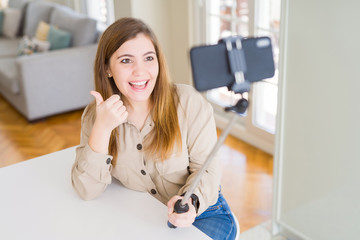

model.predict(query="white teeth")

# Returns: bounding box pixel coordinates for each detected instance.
[130,81,147,86]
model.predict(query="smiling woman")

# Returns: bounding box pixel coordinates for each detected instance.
[71,17,238,239]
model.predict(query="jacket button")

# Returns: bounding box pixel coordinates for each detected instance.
[137,144,142,150]
[106,158,111,164]
[150,189,157,195]
[141,170,146,175]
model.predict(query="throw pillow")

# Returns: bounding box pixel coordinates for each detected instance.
[0,10,3,35]
[35,21,50,41]
[2,8,22,38]
[47,25,71,50]
[23,1,54,38]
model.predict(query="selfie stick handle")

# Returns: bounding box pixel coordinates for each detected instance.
[167,113,238,228]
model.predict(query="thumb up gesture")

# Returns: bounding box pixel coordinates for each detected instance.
[90,91,128,132]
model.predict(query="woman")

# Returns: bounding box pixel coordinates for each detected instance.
[71,17,237,239]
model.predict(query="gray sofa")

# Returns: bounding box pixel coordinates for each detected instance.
[0,0,98,121]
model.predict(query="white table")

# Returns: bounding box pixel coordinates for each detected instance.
[0,147,210,240]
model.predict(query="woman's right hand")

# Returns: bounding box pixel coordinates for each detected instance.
[88,91,128,154]
[90,90,128,131]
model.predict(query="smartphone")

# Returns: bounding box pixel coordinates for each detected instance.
[190,36,275,92]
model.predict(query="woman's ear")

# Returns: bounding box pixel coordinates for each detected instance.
[105,67,112,78]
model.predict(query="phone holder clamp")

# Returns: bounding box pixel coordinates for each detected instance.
[219,36,250,94]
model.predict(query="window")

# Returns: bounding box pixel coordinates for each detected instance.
[0,0,8,8]
[252,0,280,134]
[205,0,251,113]
[201,0,281,147]
[84,0,114,30]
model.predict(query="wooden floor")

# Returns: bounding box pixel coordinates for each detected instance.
[219,131,273,232]
[0,94,273,233]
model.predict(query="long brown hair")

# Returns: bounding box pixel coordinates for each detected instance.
[88,17,181,162]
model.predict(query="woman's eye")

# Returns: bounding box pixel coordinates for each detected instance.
[145,56,154,61]
[121,58,132,63]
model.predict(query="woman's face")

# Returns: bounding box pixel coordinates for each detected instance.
[108,33,159,106]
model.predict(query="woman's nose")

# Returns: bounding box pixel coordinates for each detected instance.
[132,61,146,76]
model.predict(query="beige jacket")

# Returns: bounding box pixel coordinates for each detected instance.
[71,84,221,215]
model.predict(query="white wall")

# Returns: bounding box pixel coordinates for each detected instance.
[274,0,360,239]
[113,0,193,85]
[168,0,193,85]
[130,0,172,78]
[113,0,131,20]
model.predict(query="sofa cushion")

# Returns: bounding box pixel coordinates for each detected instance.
[48,25,71,50]
[8,0,29,36]
[2,8,22,38]
[49,6,97,47]
[0,37,21,57]
[0,58,19,94]
[24,1,54,38]
[8,0,29,9]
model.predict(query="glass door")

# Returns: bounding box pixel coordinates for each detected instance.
[248,0,281,140]
[202,0,281,148]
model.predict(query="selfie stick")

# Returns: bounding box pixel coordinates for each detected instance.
[167,97,248,229]
[168,37,255,228]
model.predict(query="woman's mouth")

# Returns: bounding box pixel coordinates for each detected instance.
[129,80,149,90]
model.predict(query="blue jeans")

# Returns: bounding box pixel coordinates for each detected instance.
[193,192,237,240]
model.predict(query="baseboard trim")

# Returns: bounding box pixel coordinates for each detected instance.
[214,113,274,155]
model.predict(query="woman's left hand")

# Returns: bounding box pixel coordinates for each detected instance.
[167,195,197,227]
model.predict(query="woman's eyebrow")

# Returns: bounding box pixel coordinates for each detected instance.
[117,51,155,59]
[143,51,156,56]
[117,54,133,59]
